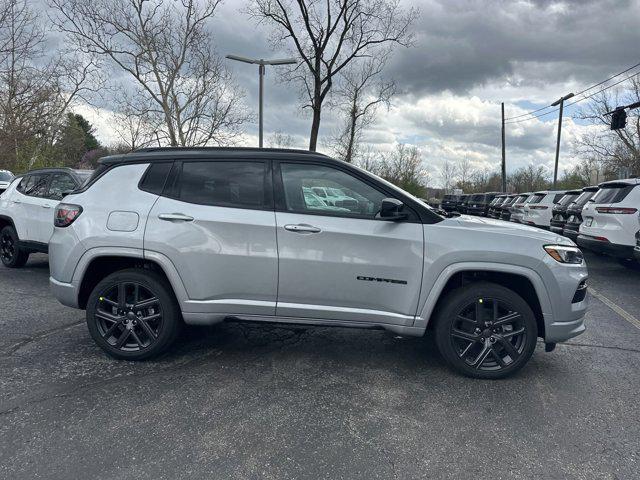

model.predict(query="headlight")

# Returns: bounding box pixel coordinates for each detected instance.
[544,245,583,264]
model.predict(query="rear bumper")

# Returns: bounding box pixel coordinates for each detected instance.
[576,235,635,259]
[550,219,566,234]
[50,277,79,309]
[465,207,487,216]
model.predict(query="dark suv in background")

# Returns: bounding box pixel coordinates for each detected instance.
[440,194,462,213]
[499,195,518,221]
[488,195,507,218]
[562,186,599,240]
[550,189,582,234]
[465,192,498,216]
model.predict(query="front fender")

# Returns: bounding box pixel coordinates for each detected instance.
[414,261,553,330]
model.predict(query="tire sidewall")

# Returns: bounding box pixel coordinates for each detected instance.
[0,225,27,268]
[86,269,181,360]
[435,282,538,379]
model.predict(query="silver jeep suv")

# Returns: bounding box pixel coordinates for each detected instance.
[49,148,588,379]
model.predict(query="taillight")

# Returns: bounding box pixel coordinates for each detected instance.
[595,207,638,214]
[529,205,548,210]
[54,203,83,227]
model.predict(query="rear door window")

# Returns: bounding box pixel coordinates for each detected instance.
[591,184,635,204]
[17,174,50,197]
[178,161,268,209]
[573,190,596,206]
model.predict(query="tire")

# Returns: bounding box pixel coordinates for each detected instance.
[434,282,538,379]
[0,225,29,268]
[86,268,182,360]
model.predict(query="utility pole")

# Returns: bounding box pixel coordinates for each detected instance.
[551,92,574,188]
[501,102,506,192]
[226,55,297,148]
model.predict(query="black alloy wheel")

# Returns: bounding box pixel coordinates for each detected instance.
[0,226,28,268]
[450,298,527,371]
[95,282,163,352]
[86,269,181,360]
[434,282,538,379]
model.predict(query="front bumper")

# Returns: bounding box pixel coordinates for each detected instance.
[50,277,80,309]
[576,235,635,259]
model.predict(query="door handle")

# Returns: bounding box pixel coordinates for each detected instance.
[158,213,194,222]
[42,204,52,209]
[284,223,321,234]
[12,199,21,204]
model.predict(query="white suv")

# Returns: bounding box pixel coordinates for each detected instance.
[0,168,92,267]
[47,147,589,379]
[0,169,14,194]
[522,190,567,229]
[577,178,640,259]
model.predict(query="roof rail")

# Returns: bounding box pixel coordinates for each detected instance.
[133,146,328,157]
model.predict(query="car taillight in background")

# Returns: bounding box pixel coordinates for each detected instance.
[595,207,638,214]
[54,203,83,227]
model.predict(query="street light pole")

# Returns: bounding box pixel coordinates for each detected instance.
[226,55,297,148]
[551,92,574,189]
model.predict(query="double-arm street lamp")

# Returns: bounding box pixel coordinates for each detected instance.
[551,92,574,188]
[226,55,297,148]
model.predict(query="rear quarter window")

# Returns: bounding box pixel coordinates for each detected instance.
[139,162,173,195]
[528,194,545,204]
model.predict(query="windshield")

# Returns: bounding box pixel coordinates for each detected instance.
[0,171,13,181]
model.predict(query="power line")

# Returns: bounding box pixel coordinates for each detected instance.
[504,70,640,125]
[504,61,640,122]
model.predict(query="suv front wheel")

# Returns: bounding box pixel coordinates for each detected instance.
[86,269,182,360]
[0,225,29,268]
[434,282,538,379]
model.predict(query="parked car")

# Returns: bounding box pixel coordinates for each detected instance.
[458,194,471,214]
[499,194,518,221]
[635,230,640,262]
[509,193,532,224]
[577,178,640,259]
[440,194,462,213]
[549,190,582,235]
[0,170,14,194]
[0,167,92,267]
[562,186,599,241]
[522,190,567,229]
[48,147,587,379]
[465,192,499,217]
[488,194,507,218]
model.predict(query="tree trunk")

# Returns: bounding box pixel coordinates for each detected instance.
[309,106,321,151]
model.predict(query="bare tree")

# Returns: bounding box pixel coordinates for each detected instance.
[508,165,549,193]
[0,0,99,170]
[248,0,415,151]
[267,130,295,148]
[329,54,395,162]
[50,0,250,148]
[574,74,640,176]
[378,143,428,195]
[438,161,457,193]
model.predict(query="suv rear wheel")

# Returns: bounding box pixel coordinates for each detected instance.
[434,282,538,379]
[0,225,29,268]
[86,269,182,360]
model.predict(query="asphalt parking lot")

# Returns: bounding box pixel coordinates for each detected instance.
[1,252,639,480]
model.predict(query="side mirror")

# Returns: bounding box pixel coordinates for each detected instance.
[378,198,407,221]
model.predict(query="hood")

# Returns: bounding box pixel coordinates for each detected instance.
[443,214,574,245]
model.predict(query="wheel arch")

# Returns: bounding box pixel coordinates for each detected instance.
[418,263,551,338]
[0,215,16,232]
[76,250,188,310]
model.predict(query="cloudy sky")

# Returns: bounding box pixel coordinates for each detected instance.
[66,0,640,185]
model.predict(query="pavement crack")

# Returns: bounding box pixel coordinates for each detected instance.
[1,320,85,356]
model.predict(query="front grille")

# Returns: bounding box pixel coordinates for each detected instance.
[572,280,588,303]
